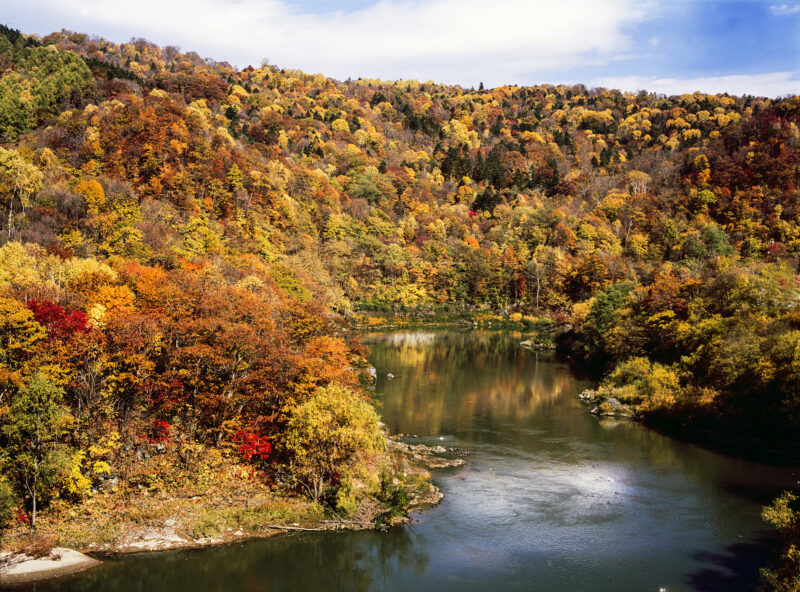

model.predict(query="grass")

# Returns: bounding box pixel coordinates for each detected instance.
[185,500,324,539]
[0,439,439,554]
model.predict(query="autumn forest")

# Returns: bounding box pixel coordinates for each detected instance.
[0,24,799,589]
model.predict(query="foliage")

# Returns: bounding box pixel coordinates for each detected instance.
[374,472,411,530]
[0,27,92,140]
[26,298,89,340]
[0,23,799,540]
[761,492,800,592]
[604,357,681,411]
[2,373,69,529]
[0,475,17,537]
[234,430,272,462]
[284,384,384,501]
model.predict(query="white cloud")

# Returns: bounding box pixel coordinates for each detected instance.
[769,3,800,15]
[4,0,648,86]
[591,72,800,98]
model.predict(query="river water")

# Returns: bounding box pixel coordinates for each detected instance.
[27,330,799,591]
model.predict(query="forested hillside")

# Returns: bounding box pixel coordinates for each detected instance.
[0,25,798,580]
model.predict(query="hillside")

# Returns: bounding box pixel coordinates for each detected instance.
[0,25,799,583]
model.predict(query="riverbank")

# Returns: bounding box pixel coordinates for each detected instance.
[577,387,800,466]
[354,310,560,335]
[0,439,462,586]
[0,548,100,586]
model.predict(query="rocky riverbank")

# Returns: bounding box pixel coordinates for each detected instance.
[577,388,636,418]
[0,548,100,586]
[0,439,466,585]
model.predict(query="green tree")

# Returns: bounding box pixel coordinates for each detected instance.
[587,281,634,337]
[0,475,17,540]
[0,44,91,140]
[3,373,68,529]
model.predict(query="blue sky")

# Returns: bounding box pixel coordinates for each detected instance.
[4,0,800,96]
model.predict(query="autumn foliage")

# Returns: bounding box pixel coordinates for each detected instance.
[0,24,799,558]
[233,431,272,462]
[26,298,89,340]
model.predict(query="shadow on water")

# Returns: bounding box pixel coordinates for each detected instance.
[15,528,428,592]
[720,481,798,506]
[686,534,778,592]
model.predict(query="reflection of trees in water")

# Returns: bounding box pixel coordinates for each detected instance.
[368,331,586,437]
[34,529,429,592]
[367,331,796,500]
[369,527,430,582]
[686,537,775,592]
[381,331,439,348]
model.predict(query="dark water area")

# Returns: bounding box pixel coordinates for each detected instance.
[25,330,799,591]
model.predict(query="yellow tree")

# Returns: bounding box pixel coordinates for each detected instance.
[0,148,42,239]
[284,384,384,501]
[0,297,46,404]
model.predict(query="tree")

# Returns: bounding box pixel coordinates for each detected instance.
[26,298,89,341]
[472,187,501,213]
[760,491,800,591]
[3,373,68,529]
[523,245,562,309]
[0,296,46,400]
[0,475,16,538]
[0,148,42,238]
[284,384,384,501]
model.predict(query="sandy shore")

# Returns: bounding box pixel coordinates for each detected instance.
[0,548,101,585]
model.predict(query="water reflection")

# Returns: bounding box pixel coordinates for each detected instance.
[30,330,800,592]
[687,537,778,592]
[20,529,430,592]
[365,331,580,438]
[364,330,798,591]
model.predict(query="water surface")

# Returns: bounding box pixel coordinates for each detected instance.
[26,330,799,591]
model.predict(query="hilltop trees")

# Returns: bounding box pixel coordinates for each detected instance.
[0,30,92,140]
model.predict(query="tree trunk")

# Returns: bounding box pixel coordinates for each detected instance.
[31,489,37,530]
[7,197,13,239]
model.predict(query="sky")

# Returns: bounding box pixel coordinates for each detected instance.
[3,0,800,97]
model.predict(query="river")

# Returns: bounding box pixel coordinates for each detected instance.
[25,330,799,591]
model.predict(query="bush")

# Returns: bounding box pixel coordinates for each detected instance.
[760,491,800,591]
[606,357,681,411]
[0,476,18,535]
[374,472,410,530]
